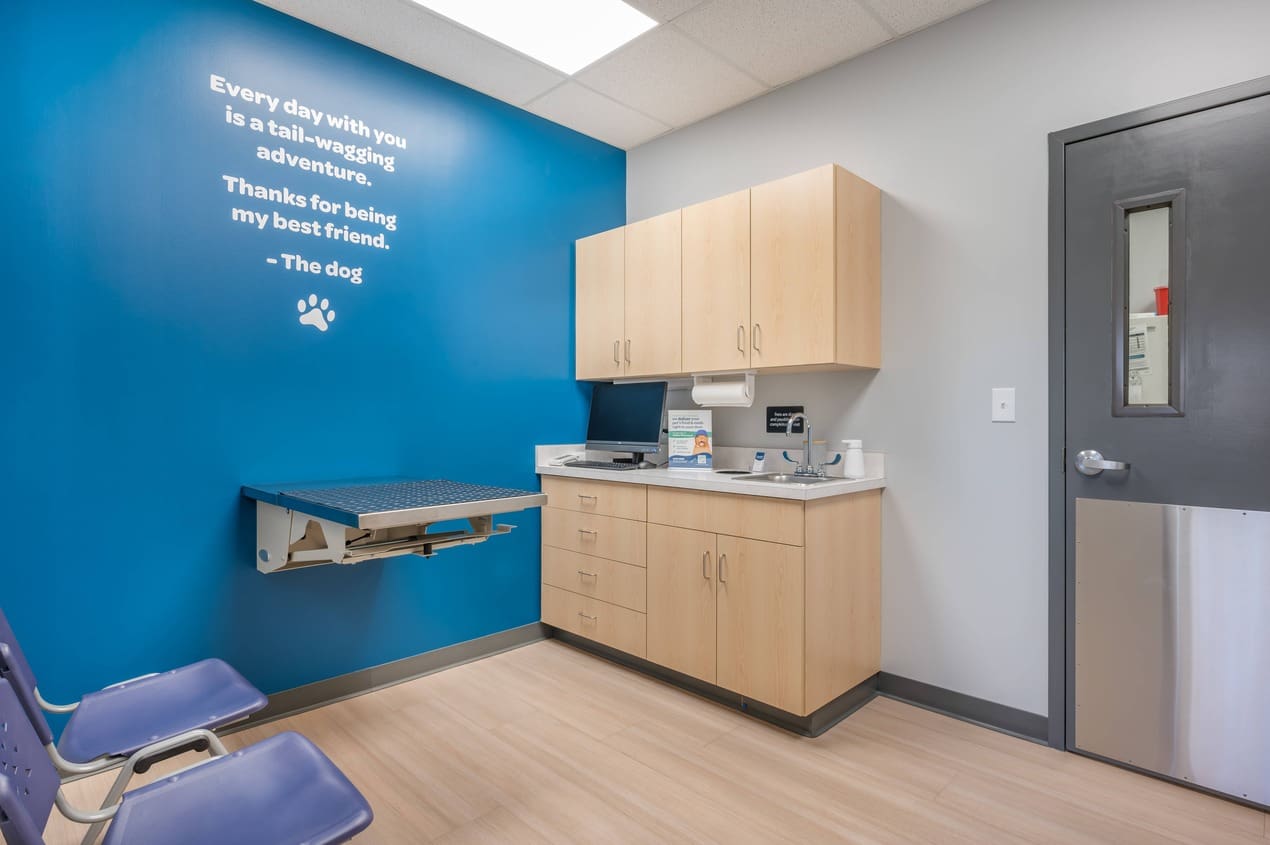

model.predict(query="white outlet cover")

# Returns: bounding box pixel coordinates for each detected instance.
[992,387,1016,422]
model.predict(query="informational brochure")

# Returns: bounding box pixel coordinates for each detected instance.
[667,410,712,469]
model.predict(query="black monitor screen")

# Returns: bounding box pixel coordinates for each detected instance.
[585,382,666,453]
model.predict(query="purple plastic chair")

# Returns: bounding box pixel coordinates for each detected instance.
[0,679,373,845]
[0,609,267,844]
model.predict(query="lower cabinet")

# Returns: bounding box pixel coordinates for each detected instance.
[646,524,717,684]
[542,584,647,658]
[715,535,806,715]
[542,477,882,719]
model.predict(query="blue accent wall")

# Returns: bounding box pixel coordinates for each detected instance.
[1,1,622,705]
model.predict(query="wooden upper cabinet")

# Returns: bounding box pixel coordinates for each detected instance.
[715,535,805,714]
[750,164,881,370]
[573,164,878,380]
[682,190,751,373]
[623,210,682,377]
[575,227,625,380]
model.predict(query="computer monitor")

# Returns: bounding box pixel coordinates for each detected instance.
[585,381,666,460]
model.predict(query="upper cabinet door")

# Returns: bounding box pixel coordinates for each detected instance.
[575,227,625,381]
[623,210,682,377]
[750,166,837,369]
[682,190,751,374]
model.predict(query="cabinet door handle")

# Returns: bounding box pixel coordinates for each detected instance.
[577,569,598,579]
[578,612,597,622]
[625,338,631,364]
[718,553,728,583]
[737,324,745,353]
[752,324,761,353]
[702,550,711,580]
[613,340,620,364]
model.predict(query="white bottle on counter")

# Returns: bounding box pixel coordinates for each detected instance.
[842,440,865,479]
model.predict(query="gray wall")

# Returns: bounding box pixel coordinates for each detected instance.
[628,0,1270,715]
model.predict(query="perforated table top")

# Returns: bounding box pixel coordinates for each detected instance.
[242,478,546,529]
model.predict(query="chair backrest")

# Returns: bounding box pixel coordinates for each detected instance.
[0,678,59,845]
[0,610,53,746]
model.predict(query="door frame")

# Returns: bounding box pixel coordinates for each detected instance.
[1046,74,1270,750]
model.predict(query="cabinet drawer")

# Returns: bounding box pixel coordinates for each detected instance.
[542,585,646,658]
[647,487,804,546]
[542,508,647,566]
[541,476,647,521]
[542,547,647,612]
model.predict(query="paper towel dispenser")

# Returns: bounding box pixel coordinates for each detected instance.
[691,371,756,407]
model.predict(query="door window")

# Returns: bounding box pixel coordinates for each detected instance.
[1113,191,1185,415]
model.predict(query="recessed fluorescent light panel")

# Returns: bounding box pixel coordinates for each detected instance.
[415,0,657,75]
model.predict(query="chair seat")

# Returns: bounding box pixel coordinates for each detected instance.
[57,659,267,764]
[101,731,373,845]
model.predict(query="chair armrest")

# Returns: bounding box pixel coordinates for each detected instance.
[55,788,120,825]
[130,728,229,774]
[35,686,79,713]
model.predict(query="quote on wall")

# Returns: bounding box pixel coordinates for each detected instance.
[209,73,408,332]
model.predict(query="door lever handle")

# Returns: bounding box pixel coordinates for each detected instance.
[1074,449,1130,477]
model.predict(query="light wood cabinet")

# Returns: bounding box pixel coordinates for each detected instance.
[646,486,804,546]
[623,209,682,377]
[541,476,881,719]
[575,226,624,380]
[573,164,880,380]
[716,535,805,714]
[541,476,647,521]
[542,546,647,612]
[646,524,716,684]
[541,508,647,567]
[750,164,881,370]
[682,190,751,373]
[542,584,646,658]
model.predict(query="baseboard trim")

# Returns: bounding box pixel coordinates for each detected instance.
[877,671,1048,743]
[235,622,547,731]
[550,628,878,737]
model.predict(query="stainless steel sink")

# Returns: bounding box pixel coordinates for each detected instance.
[735,473,832,485]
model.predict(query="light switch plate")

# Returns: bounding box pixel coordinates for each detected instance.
[992,387,1016,422]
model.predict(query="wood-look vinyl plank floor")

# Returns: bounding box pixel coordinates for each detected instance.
[43,639,1269,844]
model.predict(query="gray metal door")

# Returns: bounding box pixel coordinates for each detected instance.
[1063,90,1270,808]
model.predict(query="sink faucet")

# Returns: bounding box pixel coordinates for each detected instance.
[785,413,816,476]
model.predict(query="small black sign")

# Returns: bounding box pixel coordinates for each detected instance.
[767,405,805,434]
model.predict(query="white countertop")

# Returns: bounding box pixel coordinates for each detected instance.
[535,445,885,502]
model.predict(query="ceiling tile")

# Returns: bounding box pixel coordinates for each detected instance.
[860,0,991,35]
[623,0,708,23]
[576,27,767,127]
[526,83,671,149]
[257,0,565,106]
[675,0,892,88]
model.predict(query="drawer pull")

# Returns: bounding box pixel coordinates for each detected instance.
[577,569,598,579]
[577,494,598,502]
[718,553,728,584]
[577,528,598,537]
[702,551,711,580]
[578,612,597,622]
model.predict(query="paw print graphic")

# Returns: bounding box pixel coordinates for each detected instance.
[298,294,336,332]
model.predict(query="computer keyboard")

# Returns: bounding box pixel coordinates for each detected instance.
[564,460,642,471]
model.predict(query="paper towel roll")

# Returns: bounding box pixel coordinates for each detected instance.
[691,379,753,407]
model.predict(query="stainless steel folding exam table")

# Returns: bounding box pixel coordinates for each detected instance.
[241,479,546,573]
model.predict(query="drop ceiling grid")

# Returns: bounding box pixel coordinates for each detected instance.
[256,0,993,150]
